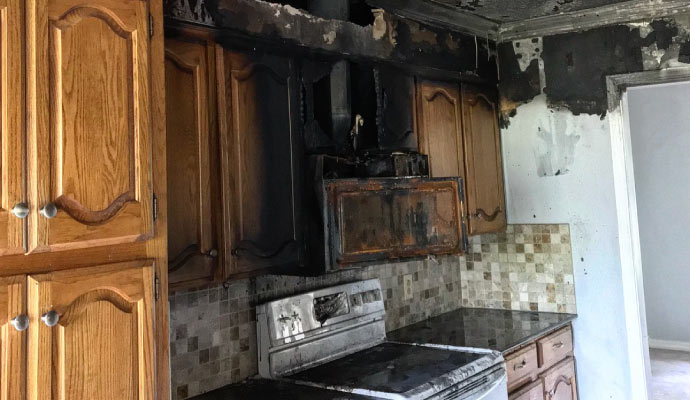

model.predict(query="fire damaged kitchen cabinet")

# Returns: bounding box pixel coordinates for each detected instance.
[26,0,154,253]
[220,50,305,277]
[376,66,418,152]
[417,79,506,235]
[321,177,466,269]
[165,37,222,289]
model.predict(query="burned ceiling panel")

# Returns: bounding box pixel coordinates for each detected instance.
[498,17,690,121]
[428,0,633,23]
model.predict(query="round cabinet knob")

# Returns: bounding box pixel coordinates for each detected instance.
[40,203,58,219]
[206,249,218,258]
[10,203,29,219]
[41,310,60,327]
[10,314,29,332]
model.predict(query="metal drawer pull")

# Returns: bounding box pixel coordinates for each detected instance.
[40,203,58,219]
[10,314,29,332]
[553,341,565,349]
[41,310,60,327]
[514,359,527,370]
[11,203,29,219]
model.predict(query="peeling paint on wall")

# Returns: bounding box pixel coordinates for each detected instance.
[534,107,581,177]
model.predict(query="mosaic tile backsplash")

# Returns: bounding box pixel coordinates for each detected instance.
[461,224,576,314]
[169,224,575,399]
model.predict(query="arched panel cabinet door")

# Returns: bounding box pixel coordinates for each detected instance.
[461,84,507,235]
[27,261,154,400]
[165,37,220,289]
[543,358,578,400]
[0,0,25,256]
[27,0,153,253]
[0,276,27,400]
[221,50,304,277]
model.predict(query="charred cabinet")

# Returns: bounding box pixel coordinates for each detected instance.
[323,178,466,269]
[417,80,506,235]
[376,66,417,152]
[165,37,222,289]
[221,50,305,277]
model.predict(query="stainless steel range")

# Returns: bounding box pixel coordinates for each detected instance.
[257,280,508,400]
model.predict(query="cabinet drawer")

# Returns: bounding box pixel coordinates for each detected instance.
[537,327,573,369]
[509,379,544,400]
[506,343,539,389]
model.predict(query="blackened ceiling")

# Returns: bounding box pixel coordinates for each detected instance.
[427,0,632,23]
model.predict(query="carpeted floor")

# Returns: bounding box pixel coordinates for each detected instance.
[649,348,690,400]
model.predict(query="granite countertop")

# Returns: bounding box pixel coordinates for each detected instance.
[387,308,577,354]
[189,379,377,400]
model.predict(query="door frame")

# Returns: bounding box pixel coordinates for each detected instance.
[606,66,690,400]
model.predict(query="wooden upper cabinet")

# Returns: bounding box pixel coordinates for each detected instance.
[28,261,155,400]
[376,66,417,151]
[0,0,25,256]
[461,84,506,235]
[27,0,153,253]
[416,80,465,180]
[0,276,27,400]
[221,50,304,276]
[165,37,221,289]
[416,79,506,236]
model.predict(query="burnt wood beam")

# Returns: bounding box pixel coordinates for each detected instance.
[164,0,498,82]
[365,0,499,40]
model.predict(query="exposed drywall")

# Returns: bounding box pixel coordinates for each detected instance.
[499,17,690,121]
[502,95,633,399]
[627,82,690,346]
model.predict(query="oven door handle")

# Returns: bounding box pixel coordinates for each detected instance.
[471,368,507,400]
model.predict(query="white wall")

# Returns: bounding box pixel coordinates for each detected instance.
[502,95,633,399]
[628,82,690,347]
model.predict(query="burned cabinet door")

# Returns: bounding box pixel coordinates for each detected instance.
[165,37,221,289]
[222,50,304,277]
[301,60,352,154]
[461,84,507,235]
[376,66,417,152]
[416,79,466,179]
[324,178,465,269]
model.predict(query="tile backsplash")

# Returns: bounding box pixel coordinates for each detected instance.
[461,224,576,314]
[169,224,575,399]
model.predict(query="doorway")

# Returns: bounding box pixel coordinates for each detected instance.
[608,69,690,400]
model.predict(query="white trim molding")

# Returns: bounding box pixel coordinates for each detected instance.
[649,339,690,352]
[500,0,690,42]
[607,66,690,400]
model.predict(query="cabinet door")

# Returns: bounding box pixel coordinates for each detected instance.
[222,50,303,276]
[543,358,577,400]
[165,38,220,288]
[27,0,153,253]
[461,84,506,235]
[0,0,24,256]
[377,66,417,151]
[28,261,155,400]
[0,276,26,400]
[416,80,465,179]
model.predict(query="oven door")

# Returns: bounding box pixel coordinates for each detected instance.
[433,365,507,400]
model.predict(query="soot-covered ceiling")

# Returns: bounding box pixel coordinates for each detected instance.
[428,0,632,22]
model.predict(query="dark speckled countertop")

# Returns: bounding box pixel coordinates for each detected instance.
[388,308,577,354]
[189,379,377,400]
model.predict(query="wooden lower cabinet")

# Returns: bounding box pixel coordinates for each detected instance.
[542,358,577,400]
[506,324,577,400]
[0,261,155,400]
[0,276,27,400]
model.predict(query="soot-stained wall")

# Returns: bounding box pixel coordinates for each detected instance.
[499,17,690,120]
